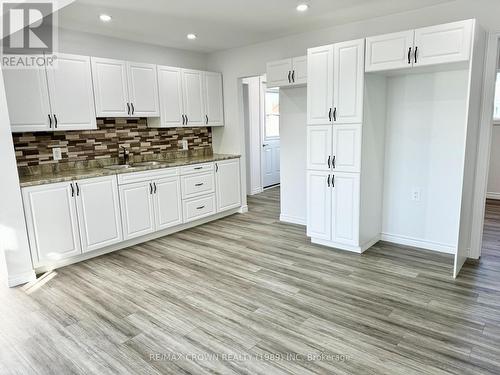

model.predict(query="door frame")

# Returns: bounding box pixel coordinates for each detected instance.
[471,32,500,259]
[261,84,281,188]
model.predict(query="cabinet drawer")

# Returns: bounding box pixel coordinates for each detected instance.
[180,162,214,175]
[117,167,179,185]
[183,194,216,223]
[181,172,215,199]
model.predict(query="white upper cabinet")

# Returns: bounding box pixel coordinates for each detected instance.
[414,20,473,67]
[307,126,332,171]
[307,45,334,125]
[182,69,205,126]
[266,59,293,87]
[126,62,160,117]
[365,30,414,72]
[91,57,129,117]
[266,56,307,88]
[22,182,82,265]
[75,176,123,253]
[4,67,52,132]
[215,159,242,212]
[203,71,224,127]
[157,66,184,128]
[333,39,365,124]
[46,53,96,131]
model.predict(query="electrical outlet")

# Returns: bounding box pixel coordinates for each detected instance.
[411,188,422,202]
[52,147,62,161]
[178,140,188,150]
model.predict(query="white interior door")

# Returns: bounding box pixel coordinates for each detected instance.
[119,181,156,240]
[91,57,129,117]
[306,171,332,240]
[182,69,205,126]
[365,30,415,72]
[334,39,365,124]
[22,182,81,265]
[127,62,160,117]
[292,56,307,85]
[75,176,123,253]
[203,71,224,126]
[307,125,332,171]
[332,124,361,173]
[216,159,242,212]
[266,58,292,88]
[414,20,473,67]
[262,88,280,187]
[157,66,184,128]
[331,172,360,246]
[3,67,52,132]
[154,177,183,230]
[307,45,334,125]
[46,53,96,131]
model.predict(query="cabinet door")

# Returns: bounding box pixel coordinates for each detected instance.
[154,177,183,230]
[119,181,155,240]
[266,59,292,88]
[333,39,365,124]
[307,45,334,125]
[331,172,360,246]
[75,176,123,253]
[3,67,51,132]
[365,30,414,72]
[127,62,160,117]
[157,66,184,128]
[46,53,96,131]
[414,20,473,67]
[332,124,361,173]
[215,159,242,212]
[292,56,307,85]
[203,71,224,126]
[22,182,81,265]
[181,69,205,126]
[91,57,129,117]
[306,171,332,240]
[307,125,332,171]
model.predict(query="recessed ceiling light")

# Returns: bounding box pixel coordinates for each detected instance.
[99,14,112,22]
[187,33,197,40]
[296,3,309,12]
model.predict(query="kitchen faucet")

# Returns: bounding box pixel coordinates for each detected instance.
[120,146,130,165]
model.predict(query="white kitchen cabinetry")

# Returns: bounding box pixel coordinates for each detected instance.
[332,125,361,173]
[307,46,334,125]
[119,181,156,240]
[365,20,474,72]
[306,171,332,240]
[22,182,82,265]
[91,57,159,117]
[331,173,360,246]
[154,177,183,231]
[266,56,307,88]
[203,71,224,126]
[4,53,96,132]
[182,69,205,126]
[307,126,332,171]
[215,159,242,212]
[75,176,123,253]
[156,66,184,127]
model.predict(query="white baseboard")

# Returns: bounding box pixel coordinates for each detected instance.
[238,205,249,213]
[8,270,36,288]
[311,235,380,254]
[279,214,306,226]
[486,192,500,200]
[381,233,456,254]
[249,187,263,196]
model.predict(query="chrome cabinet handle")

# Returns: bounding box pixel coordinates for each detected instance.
[288,71,291,83]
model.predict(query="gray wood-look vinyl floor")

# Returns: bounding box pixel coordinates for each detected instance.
[1,188,500,375]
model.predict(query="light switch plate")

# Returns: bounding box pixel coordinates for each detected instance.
[411,188,422,202]
[178,140,188,150]
[52,147,62,161]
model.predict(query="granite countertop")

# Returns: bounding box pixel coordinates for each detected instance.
[19,154,241,188]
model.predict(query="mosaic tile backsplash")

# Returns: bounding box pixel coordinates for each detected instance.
[13,118,212,167]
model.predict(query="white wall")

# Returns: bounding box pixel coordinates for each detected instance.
[0,70,36,287]
[58,28,208,70]
[381,69,469,253]
[279,87,307,225]
[487,53,500,199]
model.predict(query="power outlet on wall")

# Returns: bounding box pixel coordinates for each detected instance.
[52,147,62,161]
[178,140,188,150]
[411,188,422,202]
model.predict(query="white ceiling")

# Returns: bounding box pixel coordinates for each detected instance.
[58,0,456,53]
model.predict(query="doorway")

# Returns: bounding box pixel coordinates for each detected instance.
[262,87,280,188]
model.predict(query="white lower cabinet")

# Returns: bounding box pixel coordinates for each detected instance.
[183,194,217,223]
[331,173,360,246]
[119,181,156,240]
[215,159,242,212]
[306,171,332,240]
[23,182,82,265]
[154,177,183,230]
[75,176,123,253]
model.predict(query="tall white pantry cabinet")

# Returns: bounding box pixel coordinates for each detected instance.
[306,19,486,277]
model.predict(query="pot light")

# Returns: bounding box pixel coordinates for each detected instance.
[187,33,197,40]
[296,3,309,12]
[99,14,112,22]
